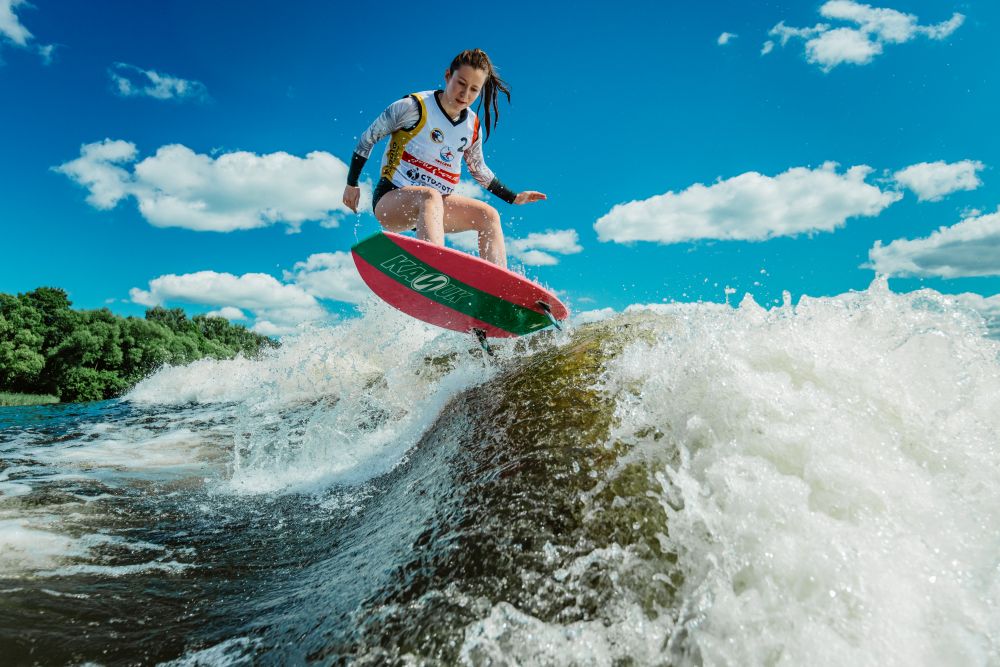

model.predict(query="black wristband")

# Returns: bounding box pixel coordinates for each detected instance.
[346,152,367,187]
[486,177,517,204]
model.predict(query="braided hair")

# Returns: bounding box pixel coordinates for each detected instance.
[448,49,509,142]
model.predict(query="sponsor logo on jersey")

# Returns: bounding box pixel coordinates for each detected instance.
[401,151,459,184]
[430,128,445,143]
[378,255,472,304]
[439,147,455,163]
[400,168,455,194]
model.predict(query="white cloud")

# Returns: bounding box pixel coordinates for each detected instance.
[37,41,53,63]
[1,0,53,63]
[251,320,290,337]
[769,1,964,71]
[448,230,479,252]
[769,21,829,46]
[893,160,985,202]
[761,40,775,55]
[867,208,1000,278]
[805,27,883,68]
[0,0,32,47]
[509,230,584,266]
[283,251,368,304]
[53,139,137,209]
[595,162,900,244]
[56,139,364,232]
[717,32,737,46]
[204,306,246,321]
[820,0,963,42]
[920,13,964,40]
[948,292,1000,335]
[450,228,583,266]
[573,308,617,325]
[130,271,328,334]
[109,62,209,102]
[454,179,487,200]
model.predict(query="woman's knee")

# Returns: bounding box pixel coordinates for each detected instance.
[468,204,500,230]
[483,206,502,232]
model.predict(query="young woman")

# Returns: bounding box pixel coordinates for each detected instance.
[341,49,545,268]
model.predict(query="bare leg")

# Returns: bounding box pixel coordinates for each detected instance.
[442,195,507,268]
[373,186,507,268]
[373,186,445,244]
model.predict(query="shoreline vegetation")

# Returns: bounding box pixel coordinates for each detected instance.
[0,391,60,407]
[1,287,278,404]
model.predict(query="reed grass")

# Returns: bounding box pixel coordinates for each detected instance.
[0,392,59,407]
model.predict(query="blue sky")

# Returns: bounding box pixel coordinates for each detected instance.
[2,0,997,334]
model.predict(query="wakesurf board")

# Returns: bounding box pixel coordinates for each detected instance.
[351,231,568,339]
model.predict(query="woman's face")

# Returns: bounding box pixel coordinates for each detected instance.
[444,65,488,109]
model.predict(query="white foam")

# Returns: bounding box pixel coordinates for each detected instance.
[0,515,182,578]
[126,298,441,407]
[40,560,194,577]
[159,637,260,667]
[461,600,671,666]
[41,428,208,469]
[598,279,1000,664]
[0,518,85,572]
[122,299,515,494]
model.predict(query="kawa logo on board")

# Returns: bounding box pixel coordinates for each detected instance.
[379,254,472,304]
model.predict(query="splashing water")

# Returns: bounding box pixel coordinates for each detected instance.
[1,283,998,665]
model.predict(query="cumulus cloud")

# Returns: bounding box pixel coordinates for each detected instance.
[717,32,737,46]
[453,179,487,200]
[867,208,1000,278]
[769,1,964,71]
[1,0,54,63]
[449,228,583,266]
[761,40,775,55]
[53,139,137,209]
[595,162,900,244]
[949,292,1000,336]
[204,306,246,321]
[250,320,290,338]
[130,271,329,335]
[109,62,209,102]
[56,139,363,232]
[283,251,369,304]
[769,21,829,46]
[509,230,584,266]
[893,160,985,202]
[806,27,883,67]
[0,0,31,46]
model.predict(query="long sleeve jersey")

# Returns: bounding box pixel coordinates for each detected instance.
[346,93,516,203]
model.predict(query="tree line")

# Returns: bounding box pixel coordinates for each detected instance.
[0,287,278,403]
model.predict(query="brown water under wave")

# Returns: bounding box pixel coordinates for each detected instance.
[332,315,683,664]
[0,316,685,666]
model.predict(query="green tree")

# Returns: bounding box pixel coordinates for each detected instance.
[0,294,46,392]
[0,289,277,402]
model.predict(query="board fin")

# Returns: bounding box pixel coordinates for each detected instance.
[537,301,562,331]
[473,328,495,357]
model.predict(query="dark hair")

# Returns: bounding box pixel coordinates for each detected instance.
[448,49,509,142]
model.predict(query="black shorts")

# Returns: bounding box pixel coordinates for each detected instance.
[372,177,399,213]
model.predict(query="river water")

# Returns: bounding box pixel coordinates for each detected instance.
[1,279,998,665]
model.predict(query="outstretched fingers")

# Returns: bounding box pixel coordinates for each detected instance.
[514,191,547,205]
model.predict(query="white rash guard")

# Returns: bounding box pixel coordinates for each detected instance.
[348,90,516,203]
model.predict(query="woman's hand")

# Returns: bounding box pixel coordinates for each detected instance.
[343,185,361,213]
[514,191,547,205]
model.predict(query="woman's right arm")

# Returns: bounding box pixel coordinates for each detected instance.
[342,97,420,213]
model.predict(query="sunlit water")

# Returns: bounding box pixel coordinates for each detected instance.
[2,280,998,665]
